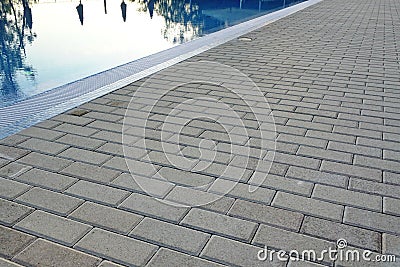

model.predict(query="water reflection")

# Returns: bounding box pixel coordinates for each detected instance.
[0,0,304,107]
[0,0,36,101]
[76,1,84,25]
[121,0,127,21]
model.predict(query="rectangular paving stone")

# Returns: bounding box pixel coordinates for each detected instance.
[253,224,335,265]
[297,146,352,164]
[18,138,68,155]
[181,208,258,242]
[102,156,130,172]
[277,133,328,149]
[0,258,24,267]
[110,173,174,198]
[209,179,275,205]
[320,161,382,182]
[0,162,31,179]
[256,160,288,177]
[17,152,73,172]
[96,142,125,157]
[0,177,30,200]
[286,166,348,187]
[272,152,321,170]
[59,147,111,165]
[52,113,94,125]
[86,120,122,133]
[15,168,77,191]
[306,130,356,144]
[312,116,358,128]
[0,226,36,259]
[119,193,188,223]
[65,180,129,206]
[228,199,303,231]
[384,150,400,162]
[33,119,62,129]
[54,123,98,137]
[250,172,313,196]
[14,239,101,267]
[201,197,238,215]
[384,171,400,186]
[195,160,253,183]
[384,132,400,142]
[354,155,400,173]
[0,199,33,226]
[15,210,92,246]
[18,127,65,141]
[123,158,161,177]
[157,167,215,188]
[349,178,400,199]
[333,125,382,139]
[61,162,120,184]
[327,141,382,158]
[286,118,333,132]
[0,158,9,168]
[272,191,344,222]
[80,103,116,113]
[344,207,400,235]
[91,130,123,144]
[201,235,287,267]
[165,186,234,213]
[297,106,337,118]
[273,110,313,121]
[362,122,400,135]
[362,110,399,120]
[83,111,123,123]
[383,234,400,256]
[0,145,30,161]
[69,202,143,234]
[0,135,29,146]
[357,137,400,151]
[130,217,210,255]
[74,228,158,266]
[383,197,400,216]
[16,187,83,216]
[300,216,381,252]
[147,248,224,267]
[312,184,382,211]
[56,134,106,150]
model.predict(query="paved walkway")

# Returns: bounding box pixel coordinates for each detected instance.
[1,0,400,266]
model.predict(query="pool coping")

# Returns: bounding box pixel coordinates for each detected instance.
[0,0,323,140]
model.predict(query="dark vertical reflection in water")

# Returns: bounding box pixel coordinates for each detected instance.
[76,1,84,25]
[121,0,127,21]
[0,0,36,102]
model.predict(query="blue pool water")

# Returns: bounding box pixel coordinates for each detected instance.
[1,0,305,108]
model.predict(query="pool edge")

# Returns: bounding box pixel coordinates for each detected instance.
[0,0,323,140]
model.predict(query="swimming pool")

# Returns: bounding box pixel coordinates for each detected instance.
[0,0,306,108]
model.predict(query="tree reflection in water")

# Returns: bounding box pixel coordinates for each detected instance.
[0,0,36,100]
[131,0,287,44]
[132,0,222,44]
